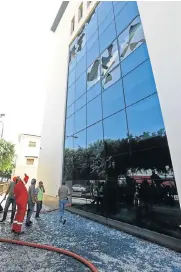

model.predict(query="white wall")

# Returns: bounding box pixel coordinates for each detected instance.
[37,1,98,197]
[138,1,181,206]
[14,134,41,185]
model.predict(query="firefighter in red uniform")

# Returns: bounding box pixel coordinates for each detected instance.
[12,174,29,235]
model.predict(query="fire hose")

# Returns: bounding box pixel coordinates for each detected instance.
[0,238,98,272]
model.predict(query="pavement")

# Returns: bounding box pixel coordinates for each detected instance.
[0,200,181,271]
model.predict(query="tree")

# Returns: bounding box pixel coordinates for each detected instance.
[63,128,174,182]
[0,139,15,175]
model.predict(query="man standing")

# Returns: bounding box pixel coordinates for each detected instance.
[58,181,70,225]
[0,179,16,224]
[35,181,45,219]
[26,178,36,227]
[12,174,29,235]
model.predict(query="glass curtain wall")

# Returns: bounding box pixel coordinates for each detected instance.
[63,1,180,238]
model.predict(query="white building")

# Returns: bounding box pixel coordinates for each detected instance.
[13,134,41,184]
[37,0,181,211]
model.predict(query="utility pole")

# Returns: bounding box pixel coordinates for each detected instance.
[0,114,5,139]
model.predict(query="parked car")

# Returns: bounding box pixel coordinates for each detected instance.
[72,184,87,193]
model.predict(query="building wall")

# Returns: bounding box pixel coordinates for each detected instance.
[38,0,181,206]
[37,1,97,197]
[137,1,181,206]
[14,134,41,186]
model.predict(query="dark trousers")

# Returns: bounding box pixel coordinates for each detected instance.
[3,197,16,223]
[26,202,35,223]
[36,201,42,218]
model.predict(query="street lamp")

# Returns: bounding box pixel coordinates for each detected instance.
[0,113,5,139]
[0,121,4,139]
[65,135,78,139]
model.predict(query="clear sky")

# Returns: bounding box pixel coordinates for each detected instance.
[0,0,61,144]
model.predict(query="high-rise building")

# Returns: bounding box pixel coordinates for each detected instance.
[37,1,181,240]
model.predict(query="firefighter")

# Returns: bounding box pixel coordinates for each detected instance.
[12,174,29,235]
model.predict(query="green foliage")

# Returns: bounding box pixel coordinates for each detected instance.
[64,129,172,180]
[0,139,15,174]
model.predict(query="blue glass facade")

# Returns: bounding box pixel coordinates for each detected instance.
[63,2,179,237]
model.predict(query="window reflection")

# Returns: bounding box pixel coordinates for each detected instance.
[115,1,139,35]
[118,16,145,61]
[86,30,98,51]
[75,93,86,112]
[86,10,98,41]
[101,40,119,77]
[75,71,86,99]
[74,106,86,133]
[127,94,165,141]
[73,129,87,180]
[103,111,129,156]
[76,54,86,79]
[123,60,157,107]
[69,57,76,73]
[102,65,121,90]
[113,1,127,17]
[87,121,104,179]
[87,59,101,90]
[99,12,114,36]
[69,38,77,63]
[102,80,124,118]
[87,121,103,147]
[77,26,86,53]
[97,1,113,26]
[87,40,99,68]
[121,43,149,77]
[99,21,116,53]
[74,129,86,150]
[87,95,102,127]
[65,138,73,150]
[65,115,74,137]
[77,46,86,63]
[67,84,75,107]
[87,81,101,103]
[66,103,74,118]
[68,68,76,87]
[64,2,179,235]
[103,111,128,141]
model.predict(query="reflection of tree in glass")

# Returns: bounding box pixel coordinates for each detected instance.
[63,129,173,181]
[87,59,100,82]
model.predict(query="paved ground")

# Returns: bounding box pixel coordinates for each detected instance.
[0,205,181,271]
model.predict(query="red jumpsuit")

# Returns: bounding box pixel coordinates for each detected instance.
[12,175,29,233]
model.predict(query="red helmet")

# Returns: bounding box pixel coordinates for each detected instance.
[24,174,29,183]
[13,176,20,182]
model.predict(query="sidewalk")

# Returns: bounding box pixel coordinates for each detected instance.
[0,206,181,271]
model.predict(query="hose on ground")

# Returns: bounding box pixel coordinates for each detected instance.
[0,238,98,272]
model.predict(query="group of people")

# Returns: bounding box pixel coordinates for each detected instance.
[0,174,45,235]
[0,175,72,234]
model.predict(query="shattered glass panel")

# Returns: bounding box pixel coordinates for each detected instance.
[118,16,145,61]
[101,40,119,77]
[87,58,101,90]
[69,38,77,63]
[102,65,121,90]
[77,26,86,54]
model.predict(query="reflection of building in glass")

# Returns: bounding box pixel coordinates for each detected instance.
[38,1,181,242]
